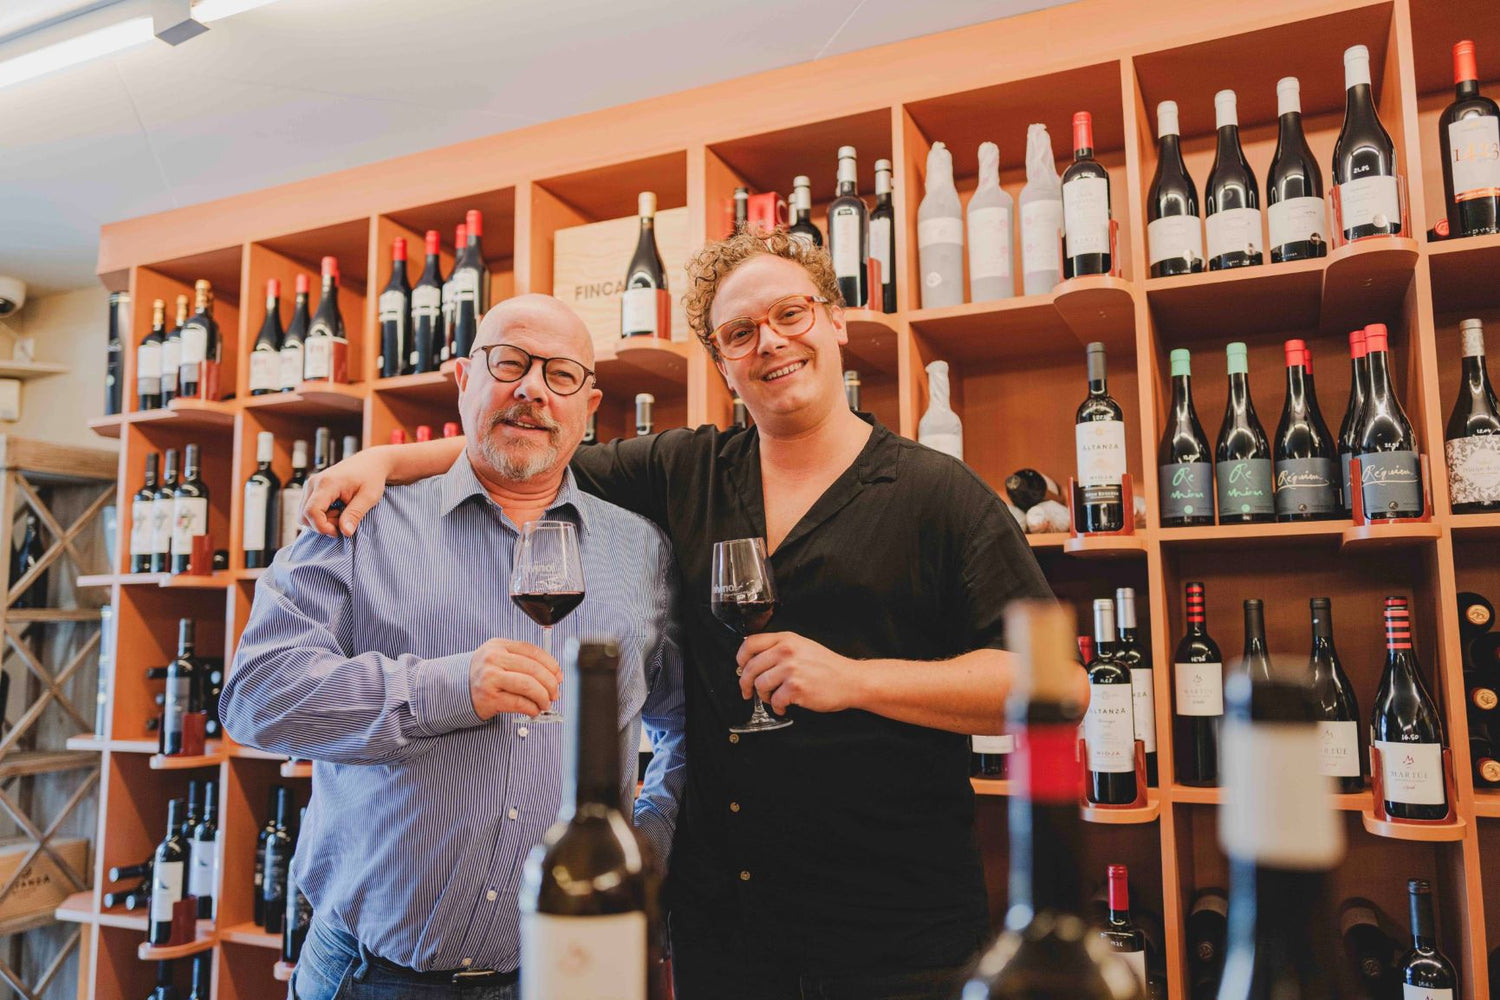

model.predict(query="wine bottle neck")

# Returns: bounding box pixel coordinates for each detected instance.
[274,791,293,829]
[573,657,623,811]
[1456,79,1479,99]
[1367,349,1393,397]
[1409,889,1436,948]
[166,800,185,838]
[1006,721,1083,926]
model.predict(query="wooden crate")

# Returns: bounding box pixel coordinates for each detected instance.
[552,207,691,352]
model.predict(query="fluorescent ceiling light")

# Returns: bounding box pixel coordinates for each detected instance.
[0,15,152,89]
[192,0,282,23]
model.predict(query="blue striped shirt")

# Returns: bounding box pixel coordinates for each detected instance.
[221,456,685,973]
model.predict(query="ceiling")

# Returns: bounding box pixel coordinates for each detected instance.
[0,0,1073,298]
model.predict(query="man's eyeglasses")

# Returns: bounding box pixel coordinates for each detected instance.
[468,344,595,396]
[709,294,831,360]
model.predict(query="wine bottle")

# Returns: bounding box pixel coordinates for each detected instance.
[1274,340,1339,520]
[1306,598,1364,795]
[1334,45,1404,241]
[253,786,281,927]
[1441,40,1500,238]
[105,292,125,416]
[1267,77,1328,263]
[1205,90,1263,270]
[1401,880,1458,1000]
[1372,596,1447,820]
[151,449,178,574]
[1147,100,1205,277]
[441,222,466,364]
[8,511,45,610]
[1458,590,1495,641]
[1472,728,1500,788]
[138,299,165,410]
[1062,112,1112,278]
[581,413,597,445]
[412,229,444,373]
[342,434,360,461]
[170,444,209,575]
[732,186,749,235]
[249,280,283,396]
[1005,469,1062,511]
[1159,348,1215,527]
[731,396,748,430]
[918,141,965,308]
[1175,582,1223,787]
[277,441,308,553]
[188,952,210,1000]
[162,294,187,405]
[1116,588,1157,786]
[918,360,963,460]
[1216,676,1346,1000]
[963,604,1126,999]
[1020,123,1064,294]
[828,145,870,308]
[261,785,295,934]
[178,280,218,400]
[788,175,823,248]
[971,730,1014,779]
[131,454,159,574]
[283,806,311,964]
[622,193,668,338]
[149,798,188,945]
[1446,318,1500,512]
[1187,888,1228,997]
[1356,324,1424,519]
[1240,599,1272,683]
[149,959,179,1000]
[1075,342,1127,532]
[1216,342,1274,524]
[1340,898,1399,1000]
[1100,864,1149,995]
[872,158,897,312]
[1084,597,1137,805]
[279,275,310,393]
[303,257,347,384]
[161,619,197,756]
[378,237,412,378]
[843,370,860,411]
[416,425,433,443]
[450,210,488,360]
[242,431,281,570]
[519,641,663,1000]
[968,141,1016,302]
[313,427,334,473]
[1338,329,1370,515]
[189,780,217,919]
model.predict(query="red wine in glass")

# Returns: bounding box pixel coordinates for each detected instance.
[711,598,776,636]
[512,592,586,627]
[510,520,585,723]
[712,538,792,734]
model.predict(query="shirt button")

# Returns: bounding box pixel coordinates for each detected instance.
[487,890,498,902]
[461,958,472,967]
[729,802,740,813]
[735,667,743,676]
[517,726,529,738]
[508,807,519,820]
[729,733,739,745]
[739,870,751,882]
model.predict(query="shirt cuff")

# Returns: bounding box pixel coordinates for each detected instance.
[634,805,674,878]
[411,652,486,736]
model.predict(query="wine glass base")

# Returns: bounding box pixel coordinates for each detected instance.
[729,717,794,734]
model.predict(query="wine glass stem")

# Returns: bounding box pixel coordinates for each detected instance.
[542,626,552,659]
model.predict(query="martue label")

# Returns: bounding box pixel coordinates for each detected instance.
[1446,436,1500,505]
[1175,661,1223,717]
[1317,720,1360,777]
[1376,739,1445,806]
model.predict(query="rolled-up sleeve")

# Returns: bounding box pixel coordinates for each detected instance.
[221,529,487,765]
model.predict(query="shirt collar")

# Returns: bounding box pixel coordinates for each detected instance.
[439,454,592,535]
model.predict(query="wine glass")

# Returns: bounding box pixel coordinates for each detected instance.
[510,520,585,724]
[711,538,792,734]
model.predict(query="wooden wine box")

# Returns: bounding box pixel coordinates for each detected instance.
[551,206,691,353]
[0,837,89,922]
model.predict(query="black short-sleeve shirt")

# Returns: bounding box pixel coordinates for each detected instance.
[569,416,1052,975]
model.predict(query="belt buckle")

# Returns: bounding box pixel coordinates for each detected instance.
[451,969,498,985]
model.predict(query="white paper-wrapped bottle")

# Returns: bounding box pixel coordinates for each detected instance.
[1019,124,1064,295]
[918,142,965,309]
[968,141,1016,302]
[919,360,964,460]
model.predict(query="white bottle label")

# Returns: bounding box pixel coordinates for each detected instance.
[379,290,407,364]
[917,216,964,247]
[303,337,332,380]
[1446,436,1500,505]
[870,217,892,287]
[151,497,174,556]
[832,210,863,279]
[243,481,270,553]
[1376,739,1445,806]
[1268,196,1326,249]
[1317,720,1361,778]
[453,269,479,303]
[1449,115,1500,200]
[972,734,1015,754]
[279,344,303,390]
[1174,661,1224,717]
[171,497,208,557]
[248,351,279,393]
[1075,420,1127,487]
[520,912,647,1000]
[161,340,181,387]
[189,838,217,898]
[1083,682,1135,773]
[179,324,208,365]
[1130,668,1157,753]
[1405,986,1455,1000]
[137,342,163,380]
[1221,722,1343,867]
[413,284,441,319]
[621,287,658,335]
[1120,950,1148,994]
[1206,207,1262,260]
[1338,175,1401,232]
[1062,176,1111,257]
[279,485,305,549]
[1147,214,1204,267]
[150,860,184,923]
[968,206,1013,280]
[1020,199,1064,278]
[130,499,153,556]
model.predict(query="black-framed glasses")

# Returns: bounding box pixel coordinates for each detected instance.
[469,344,595,396]
[710,294,831,360]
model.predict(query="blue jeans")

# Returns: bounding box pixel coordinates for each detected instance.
[291,919,518,1000]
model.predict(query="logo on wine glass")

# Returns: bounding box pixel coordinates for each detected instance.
[711,580,758,599]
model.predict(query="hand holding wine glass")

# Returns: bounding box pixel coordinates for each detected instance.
[712,538,792,733]
[510,520,585,723]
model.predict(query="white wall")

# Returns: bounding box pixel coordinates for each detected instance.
[3,284,119,450]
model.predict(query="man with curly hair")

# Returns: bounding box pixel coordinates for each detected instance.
[301,229,1054,999]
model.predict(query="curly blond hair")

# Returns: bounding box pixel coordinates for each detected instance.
[684,226,844,358]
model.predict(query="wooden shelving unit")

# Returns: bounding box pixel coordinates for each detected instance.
[61,0,1500,997]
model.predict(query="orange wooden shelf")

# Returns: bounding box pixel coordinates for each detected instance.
[234,567,268,581]
[1158,520,1350,548]
[1448,512,1500,539]
[274,961,295,982]
[88,414,126,439]
[596,339,691,400]
[242,382,365,417]
[1145,256,1324,340]
[220,921,281,950]
[55,891,95,925]
[132,398,238,431]
[970,778,1014,797]
[138,923,217,961]
[1051,275,1136,350]
[1064,532,1149,558]
[1320,237,1419,334]
[841,309,901,376]
[96,904,148,932]
[1025,532,1069,550]
[1080,790,1161,825]
[1170,784,1369,812]
[225,743,284,761]
[1360,809,1467,843]
[150,750,227,770]
[280,759,314,779]
[76,572,235,590]
[1426,231,1500,312]
[1473,793,1500,819]
[1339,521,1443,552]
[64,735,110,752]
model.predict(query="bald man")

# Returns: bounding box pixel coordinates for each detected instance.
[222,295,685,999]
